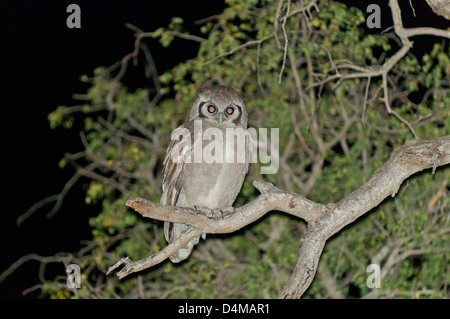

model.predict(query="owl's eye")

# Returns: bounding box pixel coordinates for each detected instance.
[207,105,216,113]
[225,107,234,115]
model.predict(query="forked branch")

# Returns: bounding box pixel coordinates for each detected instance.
[107,181,326,279]
[108,135,450,298]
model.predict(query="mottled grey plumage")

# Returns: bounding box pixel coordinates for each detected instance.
[161,85,252,263]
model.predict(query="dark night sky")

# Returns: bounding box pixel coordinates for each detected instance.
[0,1,448,299]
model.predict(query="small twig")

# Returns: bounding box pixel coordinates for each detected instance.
[408,0,416,17]
[193,14,221,25]
[138,30,206,43]
[256,41,266,95]
[279,0,291,83]
[382,73,417,138]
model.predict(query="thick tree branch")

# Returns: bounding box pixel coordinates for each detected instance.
[108,135,449,298]
[126,181,325,231]
[280,135,450,298]
[108,181,327,279]
[425,0,450,20]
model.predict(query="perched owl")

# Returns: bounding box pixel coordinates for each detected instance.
[161,85,252,263]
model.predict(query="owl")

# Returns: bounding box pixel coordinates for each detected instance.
[161,85,252,263]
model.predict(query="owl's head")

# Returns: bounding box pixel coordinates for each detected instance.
[190,85,248,128]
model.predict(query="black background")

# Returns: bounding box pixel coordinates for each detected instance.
[0,0,448,299]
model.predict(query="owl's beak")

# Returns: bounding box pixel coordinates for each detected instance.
[218,112,223,124]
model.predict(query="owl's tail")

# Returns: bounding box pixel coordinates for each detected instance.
[164,221,203,263]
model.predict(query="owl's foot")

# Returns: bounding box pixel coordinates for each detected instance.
[208,207,235,219]
[192,206,219,218]
[192,206,234,219]
[220,206,235,217]
[193,205,201,214]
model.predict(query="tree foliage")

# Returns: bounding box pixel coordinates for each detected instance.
[25,0,450,298]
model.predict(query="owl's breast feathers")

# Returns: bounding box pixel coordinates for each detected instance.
[161,119,252,208]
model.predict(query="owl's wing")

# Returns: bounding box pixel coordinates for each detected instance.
[162,120,201,246]
[161,120,198,206]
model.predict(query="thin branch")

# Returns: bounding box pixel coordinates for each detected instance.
[362,76,371,124]
[138,30,206,43]
[17,172,81,225]
[123,23,205,67]
[279,0,291,83]
[0,253,72,284]
[284,0,318,19]
[381,73,417,138]
[202,33,275,66]
[273,0,284,49]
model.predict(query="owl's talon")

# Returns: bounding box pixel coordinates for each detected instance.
[205,208,227,219]
[222,206,235,217]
